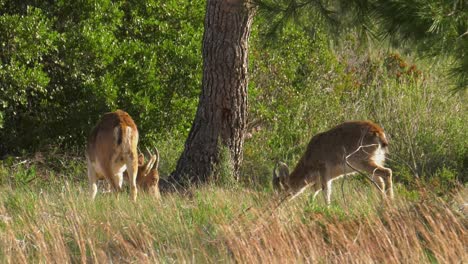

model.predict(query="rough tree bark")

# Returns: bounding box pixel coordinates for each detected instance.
[169,0,255,185]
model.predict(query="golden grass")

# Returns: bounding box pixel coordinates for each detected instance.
[222,198,467,263]
[0,184,466,263]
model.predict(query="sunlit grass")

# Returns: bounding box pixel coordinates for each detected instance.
[0,48,465,263]
[0,177,466,263]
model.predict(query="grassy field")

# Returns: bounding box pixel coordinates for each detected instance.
[0,165,466,263]
[0,37,466,263]
[1,2,466,262]
[1,65,467,263]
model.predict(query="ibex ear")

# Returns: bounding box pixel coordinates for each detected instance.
[273,161,289,191]
[138,153,145,166]
[272,163,280,190]
[277,162,289,179]
[273,163,279,180]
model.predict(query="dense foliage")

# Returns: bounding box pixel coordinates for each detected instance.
[256,0,468,90]
[244,17,467,189]
[0,0,204,154]
[0,2,466,262]
[0,0,466,189]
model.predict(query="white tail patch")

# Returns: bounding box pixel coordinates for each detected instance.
[123,126,135,152]
[372,145,386,167]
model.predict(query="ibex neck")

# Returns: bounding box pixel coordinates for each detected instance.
[286,158,318,191]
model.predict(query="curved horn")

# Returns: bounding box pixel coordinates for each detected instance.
[142,146,156,175]
[145,146,152,158]
[153,147,160,170]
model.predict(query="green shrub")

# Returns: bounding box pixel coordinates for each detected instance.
[0,0,205,154]
[0,1,465,194]
[243,25,466,192]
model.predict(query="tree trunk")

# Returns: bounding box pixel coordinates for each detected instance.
[169,0,254,185]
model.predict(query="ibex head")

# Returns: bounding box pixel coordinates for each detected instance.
[134,147,161,199]
[272,161,290,191]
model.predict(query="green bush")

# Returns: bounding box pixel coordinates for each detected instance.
[0,0,204,154]
[0,1,465,193]
[243,23,466,191]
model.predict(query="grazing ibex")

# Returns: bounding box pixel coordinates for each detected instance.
[125,148,161,199]
[86,110,139,201]
[95,149,162,199]
[273,121,393,205]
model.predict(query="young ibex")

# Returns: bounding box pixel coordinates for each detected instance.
[127,148,161,199]
[86,110,140,201]
[273,121,393,205]
[86,110,162,200]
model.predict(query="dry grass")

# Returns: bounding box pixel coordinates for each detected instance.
[0,182,466,263]
[222,197,467,263]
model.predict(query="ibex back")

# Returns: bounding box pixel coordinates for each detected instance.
[86,110,139,201]
[273,121,393,205]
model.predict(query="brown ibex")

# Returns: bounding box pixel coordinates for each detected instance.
[273,121,393,205]
[86,110,162,200]
[86,110,140,201]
